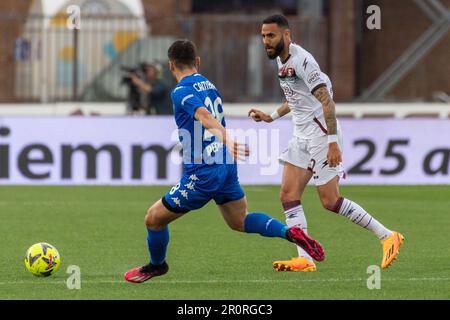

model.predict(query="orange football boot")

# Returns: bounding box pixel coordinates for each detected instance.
[381,231,405,269]
[273,257,317,272]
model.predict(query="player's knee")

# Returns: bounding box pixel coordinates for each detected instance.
[279,188,298,204]
[228,216,246,232]
[144,207,162,230]
[144,209,153,228]
[321,197,339,212]
[230,220,245,232]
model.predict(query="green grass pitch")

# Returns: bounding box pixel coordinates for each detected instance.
[0,185,449,299]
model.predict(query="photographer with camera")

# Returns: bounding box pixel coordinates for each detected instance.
[125,63,172,116]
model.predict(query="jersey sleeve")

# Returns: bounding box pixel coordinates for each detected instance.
[171,86,204,119]
[294,53,327,94]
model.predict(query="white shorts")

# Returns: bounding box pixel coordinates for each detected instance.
[278,131,345,186]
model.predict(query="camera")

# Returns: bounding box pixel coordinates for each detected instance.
[120,63,148,113]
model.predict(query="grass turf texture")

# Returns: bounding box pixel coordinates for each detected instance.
[0,185,449,300]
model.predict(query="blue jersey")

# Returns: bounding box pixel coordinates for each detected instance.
[171,73,229,172]
[163,73,245,213]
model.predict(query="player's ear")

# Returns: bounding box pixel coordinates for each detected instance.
[284,28,291,39]
[195,56,201,69]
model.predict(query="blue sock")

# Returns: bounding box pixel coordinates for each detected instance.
[244,213,288,239]
[146,227,169,265]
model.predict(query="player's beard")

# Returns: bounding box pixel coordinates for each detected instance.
[265,38,284,60]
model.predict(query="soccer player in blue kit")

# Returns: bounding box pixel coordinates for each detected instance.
[124,39,325,283]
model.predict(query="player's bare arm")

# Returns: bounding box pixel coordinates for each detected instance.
[195,107,249,160]
[313,86,342,167]
[248,101,290,123]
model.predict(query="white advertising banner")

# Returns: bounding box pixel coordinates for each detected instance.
[0,117,448,185]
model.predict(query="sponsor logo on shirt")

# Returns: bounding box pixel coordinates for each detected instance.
[307,71,321,85]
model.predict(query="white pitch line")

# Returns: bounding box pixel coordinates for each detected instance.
[1,277,449,285]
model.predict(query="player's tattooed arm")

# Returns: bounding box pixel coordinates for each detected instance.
[313,86,342,167]
[313,86,337,135]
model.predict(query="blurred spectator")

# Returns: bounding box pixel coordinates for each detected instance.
[130,63,172,115]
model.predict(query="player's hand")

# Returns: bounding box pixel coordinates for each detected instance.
[248,108,272,123]
[226,140,250,161]
[327,142,342,167]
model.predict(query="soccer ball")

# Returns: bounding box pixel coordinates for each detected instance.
[24,242,61,277]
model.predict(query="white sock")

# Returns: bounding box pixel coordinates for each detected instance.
[284,204,313,261]
[336,198,392,240]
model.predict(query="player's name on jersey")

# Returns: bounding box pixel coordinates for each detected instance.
[193,80,217,92]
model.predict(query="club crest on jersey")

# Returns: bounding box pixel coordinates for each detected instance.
[278,67,296,79]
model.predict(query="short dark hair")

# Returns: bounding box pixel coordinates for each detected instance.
[262,14,290,29]
[167,39,198,69]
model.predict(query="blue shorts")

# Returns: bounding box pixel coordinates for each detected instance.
[162,164,245,213]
